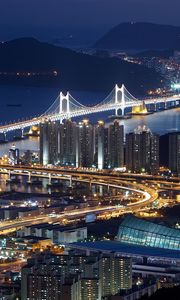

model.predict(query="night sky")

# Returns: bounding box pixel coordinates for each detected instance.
[0,0,180,43]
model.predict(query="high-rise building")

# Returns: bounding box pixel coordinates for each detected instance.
[9,144,19,165]
[59,119,77,166]
[111,257,132,293]
[21,265,63,300]
[21,252,132,300]
[159,134,169,167]
[39,119,126,170]
[76,119,94,168]
[151,133,159,174]
[94,121,108,169]
[168,132,180,176]
[61,276,80,300]
[80,278,101,300]
[108,120,124,168]
[40,120,59,165]
[21,254,69,300]
[99,256,132,297]
[126,125,159,174]
[22,150,32,165]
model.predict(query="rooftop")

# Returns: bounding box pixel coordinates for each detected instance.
[69,240,180,261]
[117,215,180,251]
[26,223,86,232]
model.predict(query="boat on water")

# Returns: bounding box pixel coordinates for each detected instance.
[108,115,131,120]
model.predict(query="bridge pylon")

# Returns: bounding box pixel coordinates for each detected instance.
[115,84,125,116]
[121,84,125,116]
[59,91,70,119]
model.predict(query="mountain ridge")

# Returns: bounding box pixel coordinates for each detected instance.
[0,37,163,94]
[94,22,180,50]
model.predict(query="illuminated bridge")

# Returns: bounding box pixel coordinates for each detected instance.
[0,84,179,135]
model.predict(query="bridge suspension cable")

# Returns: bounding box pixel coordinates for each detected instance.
[94,86,116,107]
[68,93,87,109]
[123,85,140,103]
[40,95,60,117]
[1,83,177,134]
[41,84,140,119]
[41,92,87,118]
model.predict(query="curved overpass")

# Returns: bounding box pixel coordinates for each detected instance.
[0,165,158,235]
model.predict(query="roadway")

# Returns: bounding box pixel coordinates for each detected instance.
[0,259,26,274]
[0,165,159,234]
[0,163,180,184]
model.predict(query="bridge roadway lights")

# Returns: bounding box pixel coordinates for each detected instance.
[0,85,180,134]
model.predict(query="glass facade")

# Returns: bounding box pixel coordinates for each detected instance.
[117,215,180,251]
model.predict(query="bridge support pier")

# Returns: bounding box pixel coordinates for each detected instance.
[99,185,103,196]
[27,172,32,184]
[121,107,125,116]
[115,108,119,116]
[69,175,72,188]
[6,170,11,183]
[3,132,7,142]
[48,173,52,186]
[21,128,24,138]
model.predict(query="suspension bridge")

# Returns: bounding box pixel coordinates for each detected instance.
[0,84,179,135]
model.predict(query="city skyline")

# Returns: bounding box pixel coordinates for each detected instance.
[0,1,180,299]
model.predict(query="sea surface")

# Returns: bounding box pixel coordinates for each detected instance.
[0,85,179,156]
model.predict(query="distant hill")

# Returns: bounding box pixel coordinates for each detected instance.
[0,38,163,94]
[94,22,180,50]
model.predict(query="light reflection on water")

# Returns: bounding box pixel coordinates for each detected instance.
[0,136,39,157]
[121,107,180,135]
[0,174,50,194]
[0,174,124,198]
